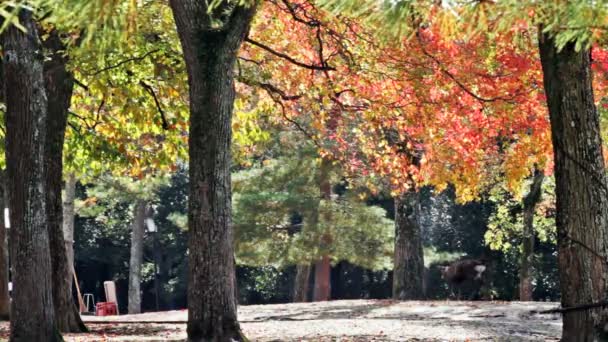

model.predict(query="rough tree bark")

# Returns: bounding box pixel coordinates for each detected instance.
[2,9,62,341]
[293,264,311,302]
[392,190,424,300]
[43,29,87,333]
[128,200,146,314]
[0,170,10,320]
[539,33,608,341]
[170,2,257,340]
[313,159,332,302]
[519,169,544,301]
[63,173,77,291]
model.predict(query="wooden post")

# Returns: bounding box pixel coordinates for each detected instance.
[72,267,86,313]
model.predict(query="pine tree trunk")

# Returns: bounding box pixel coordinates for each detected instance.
[2,9,62,341]
[170,2,257,340]
[539,33,608,341]
[128,200,146,314]
[43,29,87,333]
[519,169,544,301]
[313,159,332,302]
[313,255,331,301]
[0,170,10,320]
[293,264,311,302]
[392,190,424,300]
[63,173,77,291]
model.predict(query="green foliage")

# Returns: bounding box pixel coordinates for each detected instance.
[233,145,394,270]
[65,1,188,180]
[485,177,556,253]
[319,0,608,51]
[77,174,170,220]
[74,169,190,311]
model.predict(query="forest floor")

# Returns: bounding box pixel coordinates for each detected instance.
[0,299,562,341]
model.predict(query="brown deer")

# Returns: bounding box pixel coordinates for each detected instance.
[439,258,487,300]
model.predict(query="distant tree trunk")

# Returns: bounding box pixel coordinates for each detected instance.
[392,190,424,300]
[313,255,331,301]
[0,170,10,320]
[293,193,321,302]
[63,173,77,290]
[2,9,61,341]
[43,29,87,333]
[313,159,332,302]
[169,3,256,339]
[293,264,311,302]
[539,33,608,341]
[519,169,544,301]
[128,200,146,314]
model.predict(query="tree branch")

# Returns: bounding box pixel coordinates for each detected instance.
[72,77,90,92]
[245,37,335,71]
[83,49,160,76]
[278,0,320,27]
[139,80,169,130]
[416,34,516,104]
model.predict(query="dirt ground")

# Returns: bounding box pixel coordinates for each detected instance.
[0,299,563,341]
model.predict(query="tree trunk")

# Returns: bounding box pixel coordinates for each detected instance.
[128,200,146,314]
[43,29,87,333]
[519,169,544,301]
[313,255,331,301]
[170,2,257,340]
[0,170,10,320]
[392,190,425,300]
[293,264,311,302]
[2,9,62,341]
[63,173,77,291]
[313,159,332,302]
[539,33,608,341]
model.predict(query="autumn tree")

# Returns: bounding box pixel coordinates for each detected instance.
[42,28,88,333]
[1,8,61,341]
[317,0,608,338]
[238,0,553,302]
[169,0,257,339]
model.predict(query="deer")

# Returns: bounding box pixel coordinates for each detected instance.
[439,258,487,300]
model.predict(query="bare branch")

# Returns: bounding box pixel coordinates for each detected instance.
[139,80,169,130]
[83,50,160,77]
[245,37,335,71]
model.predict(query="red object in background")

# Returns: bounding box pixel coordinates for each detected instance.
[96,302,118,316]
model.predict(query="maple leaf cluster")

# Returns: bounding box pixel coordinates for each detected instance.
[239,0,574,201]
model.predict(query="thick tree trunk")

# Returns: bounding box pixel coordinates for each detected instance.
[43,29,87,333]
[128,200,146,314]
[313,159,332,302]
[63,173,77,291]
[0,170,10,320]
[539,33,608,341]
[519,169,544,301]
[392,190,424,300]
[293,264,311,302]
[170,2,257,340]
[2,9,61,341]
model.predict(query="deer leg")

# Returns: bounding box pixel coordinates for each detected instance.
[447,284,454,301]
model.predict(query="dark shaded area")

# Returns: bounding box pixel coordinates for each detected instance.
[73,169,558,311]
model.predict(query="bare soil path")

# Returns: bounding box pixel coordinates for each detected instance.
[0,299,563,341]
